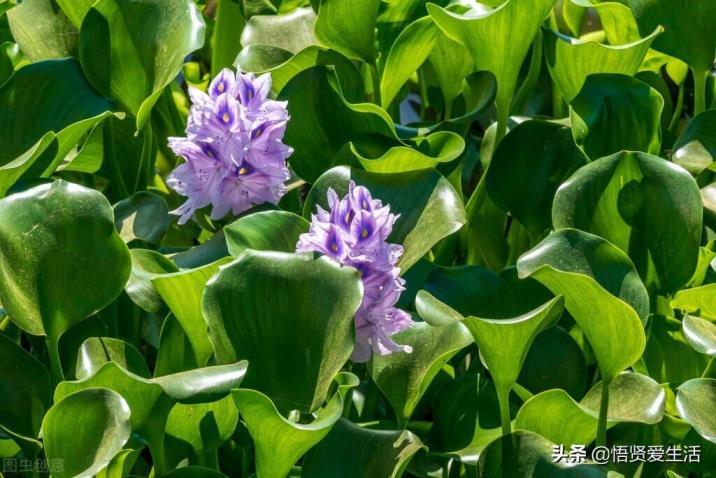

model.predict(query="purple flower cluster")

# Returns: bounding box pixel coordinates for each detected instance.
[297,182,414,362]
[167,69,292,224]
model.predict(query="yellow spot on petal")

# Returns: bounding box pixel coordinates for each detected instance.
[218,82,225,93]
[331,243,338,252]
[239,167,248,175]
[223,112,230,123]
[361,228,368,238]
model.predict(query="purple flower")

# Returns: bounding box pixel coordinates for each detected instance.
[297,182,414,362]
[167,69,292,224]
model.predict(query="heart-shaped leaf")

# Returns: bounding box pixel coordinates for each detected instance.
[0,180,131,383]
[580,372,665,424]
[314,0,380,63]
[428,0,556,139]
[676,378,716,444]
[303,166,466,271]
[485,119,587,236]
[76,337,151,380]
[232,372,358,478]
[302,418,425,477]
[42,388,131,478]
[0,333,51,448]
[682,315,716,357]
[204,251,362,412]
[671,284,716,320]
[78,0,205,129]
[0,59,114,197]
[224,210,309,257]
[113,191,170,244]
[240,7,317,55]
[517,229,648,382]
[125,249,179,316]
[569,74,663,159]
[369,320,473,427]
[544,27,661,103]
[553,151,702,294]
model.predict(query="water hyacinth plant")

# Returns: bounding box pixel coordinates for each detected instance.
[0,1,714,477]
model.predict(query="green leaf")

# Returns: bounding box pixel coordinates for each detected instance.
[153,258,231,368]
[544,26,661,102]
[676,378,716,444]
[314,0,380,63]
[76,337,151,380]
[6,0,77,61]
[0,180,131,385]
[154,314,198,376]
[241,7,317,55]
[477,430,611,477]
[369,320,473,427]
[428,0,556,137]
[682,315,716,357]
[0,59,114,197]
[553,151,702,294]
[224,210,309,257]
[379,16,441,109]
[113,191,170,244]
[125,249,179,316]
[0,333,51,445]
[78,0,205,129]
[580,372,665,424]
[485,119,587,236]
[164,467,227,478]
[303,166,466,271]
[204,251,362,412]
[428,31,474,113]
[353,131,465,173]
[302,418,425,477]
[232,372,358,478]
[569,74,663,159]
[624,0,716,73]
[55,0,95,27]
[673,110,716,176]
[463,297,564,401]
[42,388,131,478]
[672,284,716,320]
[643,315,709,384]
[517,229,648,382]
[165,396,239,467]
[571,0,642,45]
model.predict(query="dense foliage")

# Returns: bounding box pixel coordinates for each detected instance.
[0,0,715,477]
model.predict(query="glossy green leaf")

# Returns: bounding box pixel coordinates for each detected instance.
[624,0,716,73]
[0,180,131,385]
[673,110,716,175]
[553,151,702,294]
[544,27,661,102]
[569,74,663,159]
[517,229,648,382]
[463,297,564,404]
[6,0,77,61]
[153,258,231,368]
[76,337,151,380]
[224,210,309,257]
[671,284,716,320]
[428,0,556,137]
[165,396,239,467]
[580,372,666,424]
[682,315,716,357]
[428,31,474,112]
[78,0,205,129]
[204,251,362,412]
[302,418,424,477]
[42,388,131,478]
[241,7,316,54]
[379,16,440,108]
[232,372,358,478]
[571,0,641,45]
[485,119,587,236]
[643,315,709,384]
[125,249,179,316]
[676,378,716,444]
[314,0,380,63]
[369,320,473,427]
[303,166,466,271]
[0,333,51,445]
[477,430,611,477]
[154,314,197,376]
[0,59,114,197]
[113,191,170,244]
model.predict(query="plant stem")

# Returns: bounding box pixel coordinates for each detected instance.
[702,357,715,378]
[495,99,509,146]
[45,336,64,387]
[596,380,610,447]
[693,68,708,116]
[370,62,382,107]
[668,81,685,133]
[497,385,512,437]
[0,315,10,332]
